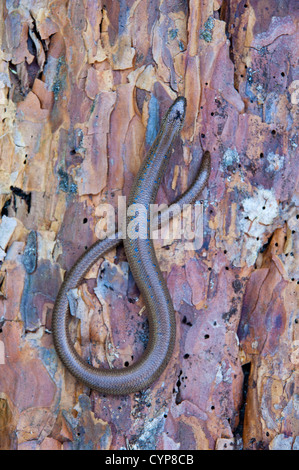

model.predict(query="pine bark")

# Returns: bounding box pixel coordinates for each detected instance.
[0,0,298,450]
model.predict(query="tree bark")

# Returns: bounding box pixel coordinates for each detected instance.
[0,0,298,450]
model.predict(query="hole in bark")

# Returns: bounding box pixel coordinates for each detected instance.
[10,186,31,214]
[175,370,183,405]
[233,362,251,441]
[1,198,11,217]
[182,316,192,327]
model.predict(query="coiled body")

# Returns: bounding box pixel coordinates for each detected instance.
[52,97,211,395]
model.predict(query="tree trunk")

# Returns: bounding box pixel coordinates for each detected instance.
[0,0,298,450]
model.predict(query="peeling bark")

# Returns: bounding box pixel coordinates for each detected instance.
[0,0,298,451]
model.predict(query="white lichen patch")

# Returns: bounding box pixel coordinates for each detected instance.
[130,410,167,450]
[241,188,279,232]
[222,148,240,168]
[289,80,299,105]
[238,188,279,266]
[215,360,233,385]
[266,152,284,172]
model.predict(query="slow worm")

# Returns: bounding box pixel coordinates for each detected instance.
[52,97,211,395]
